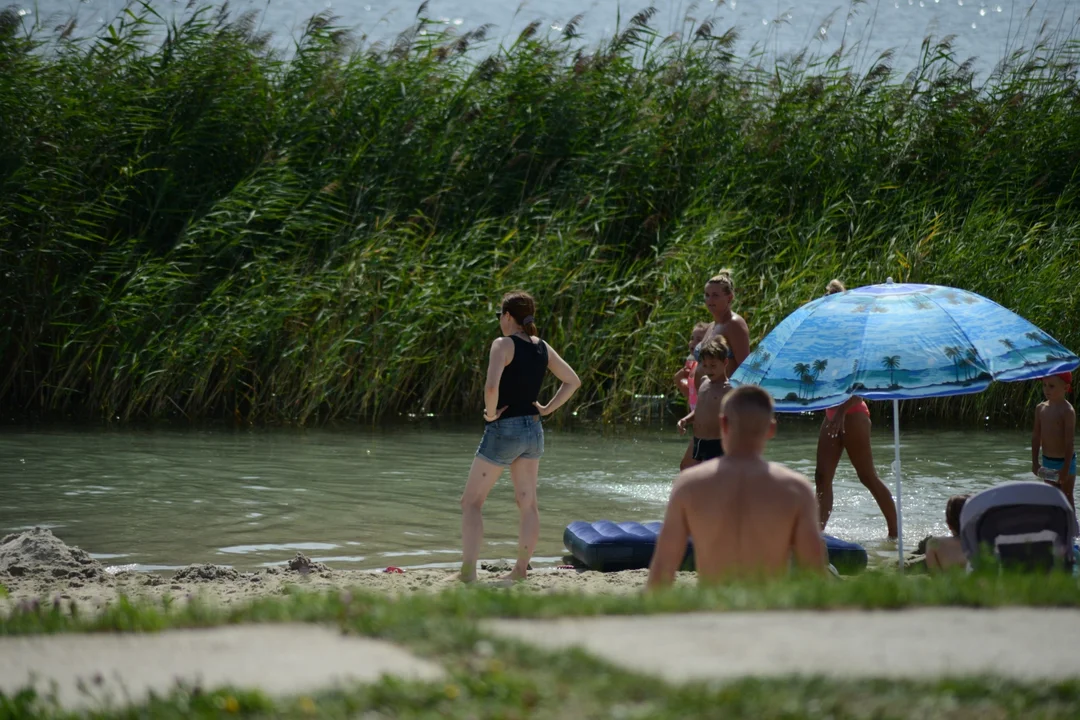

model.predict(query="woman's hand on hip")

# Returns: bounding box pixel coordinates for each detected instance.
[533,401,554,417]
[484,406,509,422]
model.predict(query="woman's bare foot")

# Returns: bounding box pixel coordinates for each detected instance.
[458,563,478,583]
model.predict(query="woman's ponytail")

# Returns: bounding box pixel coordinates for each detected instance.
[502,291,539,337]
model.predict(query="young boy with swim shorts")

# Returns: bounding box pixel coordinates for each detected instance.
[1032,371,1076,509]
[677,336,732,464]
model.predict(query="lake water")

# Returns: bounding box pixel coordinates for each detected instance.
[17,0,1080,75]
[0,420,1041,572]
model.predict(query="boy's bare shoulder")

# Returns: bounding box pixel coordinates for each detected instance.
[1044,401,1075,419]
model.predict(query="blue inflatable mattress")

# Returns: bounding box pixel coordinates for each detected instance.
[563,520,868,575]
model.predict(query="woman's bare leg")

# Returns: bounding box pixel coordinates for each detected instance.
[815,419,845,531]
[507,457,541,580]
[459,456,504,582]
[843,414,899,538]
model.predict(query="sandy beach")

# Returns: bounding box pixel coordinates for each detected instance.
[1,527,929,614]
[0,528,688,613]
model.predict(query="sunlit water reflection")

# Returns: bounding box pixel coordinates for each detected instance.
[0,420,1042,571]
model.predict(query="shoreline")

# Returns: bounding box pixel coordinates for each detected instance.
[1,565,679,614]
[0,528,927,615]
[0,528,678,612]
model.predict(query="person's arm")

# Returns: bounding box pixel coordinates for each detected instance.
[677,410,694,435]
[533,342,581,417]
[1060,409,1075,507]
[647,484,690,591]
[824,396,862,436]
[483,338,512,421]
[674,366,691,399]
[1032,406,1042,476]
[725,317,751,373]
[791,480,826,574]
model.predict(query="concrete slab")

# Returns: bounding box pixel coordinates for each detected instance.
[487,609,1080,682]
[0,624,444,709]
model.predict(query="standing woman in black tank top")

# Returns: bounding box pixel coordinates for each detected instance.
[459,291,581,583]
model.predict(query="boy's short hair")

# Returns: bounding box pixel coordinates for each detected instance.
[720,385,774,436]
[945,494,970,536]
[699,335,730,361]
[692,321,711,336]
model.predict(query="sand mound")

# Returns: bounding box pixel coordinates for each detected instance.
[0,527,105,581]
[172,564,240,582]
[287,553,329,574]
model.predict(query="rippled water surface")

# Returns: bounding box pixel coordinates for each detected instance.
[18,0,1080,75]
[0,420,1040,571]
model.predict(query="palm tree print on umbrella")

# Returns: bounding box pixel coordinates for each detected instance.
[1025,331,1047,348]
[881,355,901,388]
[1022,330,1069,361]
[944,346,962,381]
[808,360,828,400]
[744,350,771,380]
[962,348,982,380]
[793,362,812,400]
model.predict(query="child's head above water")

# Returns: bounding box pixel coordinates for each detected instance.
[945,494,970,537]
[698,336,730,380]
[1042,371,1072,401]
[825,279,846,296]
[688,321,710,351]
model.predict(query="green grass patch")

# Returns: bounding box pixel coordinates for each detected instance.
[2,3,1079,425]
[4,573,1080,717]
[4,571,1080,637]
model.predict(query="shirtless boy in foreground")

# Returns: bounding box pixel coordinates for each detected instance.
[648,385,826,589]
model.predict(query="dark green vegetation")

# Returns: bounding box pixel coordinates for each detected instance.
[2,3,1078,424]
[5,572,1080,717]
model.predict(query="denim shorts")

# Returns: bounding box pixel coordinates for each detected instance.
[476,415,544,467]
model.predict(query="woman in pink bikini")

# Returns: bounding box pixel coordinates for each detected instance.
[814,279,899,538]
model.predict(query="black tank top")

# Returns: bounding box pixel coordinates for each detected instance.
[495,335,549,420]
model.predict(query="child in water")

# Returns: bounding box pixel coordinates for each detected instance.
[925,494,970,573]
[677,336,732,464]
[1032,371,1076,508]
[674,322,711,409]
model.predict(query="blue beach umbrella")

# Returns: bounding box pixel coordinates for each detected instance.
[730,279,1079,567]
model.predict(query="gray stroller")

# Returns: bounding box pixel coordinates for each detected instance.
[960,482,1079,572]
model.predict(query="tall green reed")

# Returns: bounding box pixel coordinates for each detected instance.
[0,2,1077,424]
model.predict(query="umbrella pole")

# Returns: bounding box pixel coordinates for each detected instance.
[892,399,904,570]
